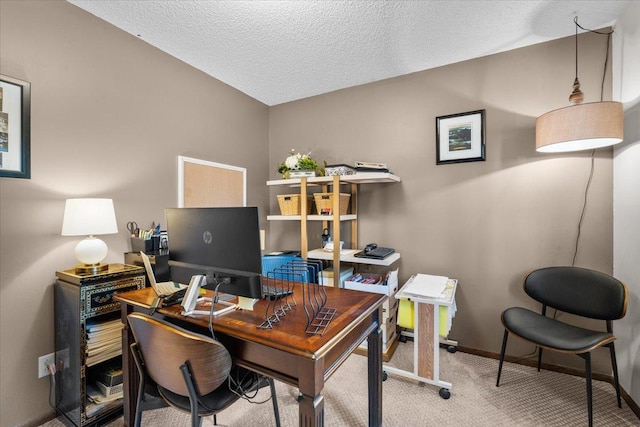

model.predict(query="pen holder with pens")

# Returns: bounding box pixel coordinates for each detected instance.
[130,236,159,253]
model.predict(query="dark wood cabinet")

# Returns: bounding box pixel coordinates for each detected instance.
[55,264,145,426]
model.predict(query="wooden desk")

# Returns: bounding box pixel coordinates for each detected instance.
[115,284,386,426]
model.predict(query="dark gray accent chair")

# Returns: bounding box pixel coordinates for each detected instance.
[496,267,628,427]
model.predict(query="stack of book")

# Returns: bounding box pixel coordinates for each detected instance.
[85,318,122,366]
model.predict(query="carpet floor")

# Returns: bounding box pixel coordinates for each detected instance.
[42,341,640,426]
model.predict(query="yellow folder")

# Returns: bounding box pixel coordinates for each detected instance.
[398,299,449,337]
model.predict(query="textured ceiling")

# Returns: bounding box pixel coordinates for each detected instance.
[68,0,629,106]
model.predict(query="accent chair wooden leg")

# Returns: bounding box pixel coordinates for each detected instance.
[496,329,508,387]
[608,343,622,408]
[585,353,593,427]
[537,347,543,372]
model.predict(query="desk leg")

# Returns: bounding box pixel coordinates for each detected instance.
[120,303,137,427]
[368,316,383,427]
[297,360,325,426]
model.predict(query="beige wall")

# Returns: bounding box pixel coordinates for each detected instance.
[269,30,614,371]
[614,0,640,408]
[0,1,269,426]
[0,1,625,426]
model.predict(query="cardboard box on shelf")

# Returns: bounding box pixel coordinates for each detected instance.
[380,308,398,343]
[359,293,399,352]
[319,266,354,286]
[359,329,398,350]
[382,296,399,320]
[344,270,398,297]
[346,269,399,319]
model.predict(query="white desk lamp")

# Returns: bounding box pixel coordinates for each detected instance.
[61,198,118,274]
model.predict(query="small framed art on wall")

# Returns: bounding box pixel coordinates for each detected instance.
[436,109,485,165]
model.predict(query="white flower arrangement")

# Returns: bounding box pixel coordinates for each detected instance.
[278,149,325,178]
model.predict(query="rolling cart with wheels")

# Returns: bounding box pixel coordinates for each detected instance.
[383,277,457,399]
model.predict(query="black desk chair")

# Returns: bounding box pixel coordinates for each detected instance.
[128,312,281,427]
[496,267,627,427]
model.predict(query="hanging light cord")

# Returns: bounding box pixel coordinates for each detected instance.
[574,17,614,101]
[570,17,614,267]
[574,17,579,82]
[572,150,595,267]
[601,31,612,102]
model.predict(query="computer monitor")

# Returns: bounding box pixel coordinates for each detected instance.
[165,207,263,299]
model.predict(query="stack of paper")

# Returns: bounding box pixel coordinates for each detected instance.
[85,383,123,418]
[85,319,122,366]
[403,274,448,298]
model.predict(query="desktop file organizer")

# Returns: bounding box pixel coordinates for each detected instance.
[259,256,337,335]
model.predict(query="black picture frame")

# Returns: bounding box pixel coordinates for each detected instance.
[0,74,31,179]
[436,109,485,165]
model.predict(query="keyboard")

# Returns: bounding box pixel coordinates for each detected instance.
[354,247,395,260]
[156,281,187,296]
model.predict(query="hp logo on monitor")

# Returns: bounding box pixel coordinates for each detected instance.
[203,231,213,244]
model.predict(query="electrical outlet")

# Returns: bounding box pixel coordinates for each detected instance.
[38,352,55,378]
[58,348,70,371]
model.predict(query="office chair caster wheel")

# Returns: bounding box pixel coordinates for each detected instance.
[399,335,408,343]
[447,345,457,353]
[296,393,303,402]
[382,371,388,381]
[439,388,451,399]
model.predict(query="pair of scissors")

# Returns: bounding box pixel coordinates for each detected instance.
[126,221,139,237]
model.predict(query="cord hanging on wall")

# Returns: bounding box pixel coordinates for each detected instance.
[535,17,624,153]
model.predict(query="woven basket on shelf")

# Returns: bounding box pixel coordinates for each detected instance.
[313,193,351,215]
[277,194,312,215]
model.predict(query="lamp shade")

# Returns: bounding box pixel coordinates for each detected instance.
[61,198,118,236]
[536,101,624,153]
[62,198,118,272]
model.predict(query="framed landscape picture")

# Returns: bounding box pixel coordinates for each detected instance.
[436,109,485,165]
[0,74,31,178]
